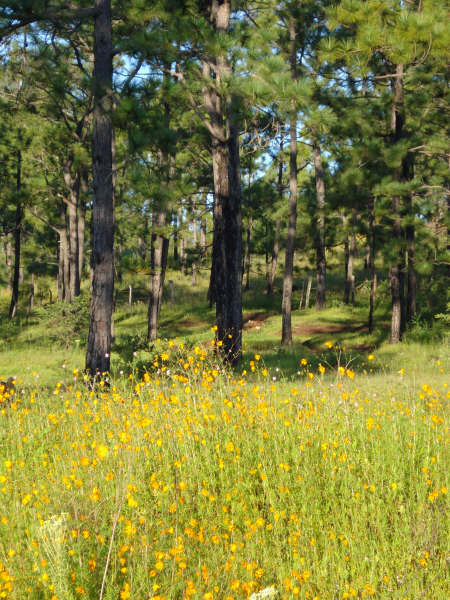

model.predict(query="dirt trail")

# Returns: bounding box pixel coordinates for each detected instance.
[243,312,271,329]
[291,323,367,336]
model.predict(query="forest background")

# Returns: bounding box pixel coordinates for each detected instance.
[0,3,448,600]
[0,0,448,378]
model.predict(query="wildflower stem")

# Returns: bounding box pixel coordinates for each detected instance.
[99,494,124,600]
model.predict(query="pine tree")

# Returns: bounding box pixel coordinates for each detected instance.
[325,0,449,341]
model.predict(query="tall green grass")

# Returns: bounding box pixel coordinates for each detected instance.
[0,342,447,599]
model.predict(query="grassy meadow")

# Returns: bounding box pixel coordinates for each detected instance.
[0,267,448,600]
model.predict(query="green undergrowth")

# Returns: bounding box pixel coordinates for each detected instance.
[0,268,448,388]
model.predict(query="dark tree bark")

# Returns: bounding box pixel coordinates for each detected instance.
[78,167,88,282]
[406,220,416,324]
[210,139,227,302]
[4,234,13,293]
[305,275,312,310]
[344,209,356,305]
[243,218,252,291]
[281,16,298,346]
[63,160,81,302]
[267,217,281,296]
[192,202,198,286]
[313,143,326,311]
[61,204,70,302]
[57,234,64,302]
[364,243,370,271]
[368,196,377,334]
[344,235,351,304]
[173,212,179,263]
[138,214,148,262]
[205,1,242,363]
[192,205,198,246]
[147,68,172,340]
[389,237,404,344]
[265,221,270,288]
[343,215,349,302]
[29,273,35,313]
[86,0,114,375]
[223,112,243,361]
[200,195,207,257]
[209,119,242,361]
[9,150,22,319]
[147,211,169,340]
[180,238,187,275]
[267,148,283,295]
[298,278,305,309]
[54,202,68,302]
[389,64,407,344]
[405,165,416,324]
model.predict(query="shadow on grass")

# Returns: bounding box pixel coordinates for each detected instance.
[2,271,443,384]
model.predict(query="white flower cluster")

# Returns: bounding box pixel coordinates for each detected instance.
[249,587,278,600]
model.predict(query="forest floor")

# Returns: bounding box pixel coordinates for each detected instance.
[0,266,448,387]
[0,268,448,599]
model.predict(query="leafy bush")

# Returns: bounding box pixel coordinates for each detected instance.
[34,295,90,348]
[434,301,450,327]
[404,312,447,344]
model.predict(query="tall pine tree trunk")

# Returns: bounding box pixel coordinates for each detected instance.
[405,166,416,324]
[192,203,198,286]
[57,203,68,302]
[57,233,64,302]
[148,70,173,339]
[267,218,281,295]
[298,278,305,310]
[206,0,242,363]
[313,142,326,311]
[86,0,114,376]
[200,196,207,257]
[368,196,377,333]
[175,208,182,264]
[389,64,407,343]
[364,243,370,271]
[78,167,88,283]
[210,127,243,360]
[192,205,198,246]
[305,275,312,310]
[211,141,226,322]
[406,220,416,324]
[344,208,356,305]
[343,215,349,303]
[62,223,70,301]
[63,162,81,302]
[172,209,180,264]
[9,150,22,319]
[4,234,12,293]
[173,218,178,262]
[281,16,297,346]
[147,211,169,340]
[389,233,404,344]
[267,147,283,295]
[180,235,186,275]
[224,112,243,362]
[243,218,252,291]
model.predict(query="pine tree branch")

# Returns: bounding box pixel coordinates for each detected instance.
[29,208,62,235]
[69,38,90,76]
[121,58,144,92]
[0,5,99,40]
[169,67,228,144]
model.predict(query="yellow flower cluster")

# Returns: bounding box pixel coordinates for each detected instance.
[0,343,447,599]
